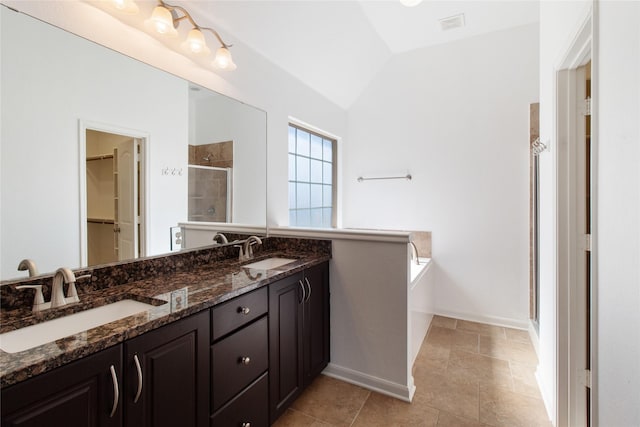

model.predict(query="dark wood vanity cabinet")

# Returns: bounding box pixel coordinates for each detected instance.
[1,344,123,427]
[1,261,330,427]
[1,311,209,427]
[269,261,330,423]
[124,310,209,427]
[210,287,269,427]
[302,262,331,386]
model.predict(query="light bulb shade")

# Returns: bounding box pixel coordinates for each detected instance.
[399,0,423,6]
[212,47,237,70]
[111,0,139,14]
[181,29,211,55]
[145,6,178,37]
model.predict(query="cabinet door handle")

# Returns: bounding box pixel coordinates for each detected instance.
[133,354,143,403]
[240,356,251,365]
[298,279,306,304]
[239,306,251,315]
[242,423,251,427]
[304,278,312,303]
[109,365,119,418]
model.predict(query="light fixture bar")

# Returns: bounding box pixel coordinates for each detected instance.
[158,0,233,48]
[132,0,237,70]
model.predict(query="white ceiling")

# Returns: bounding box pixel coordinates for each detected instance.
[161,1,539,108]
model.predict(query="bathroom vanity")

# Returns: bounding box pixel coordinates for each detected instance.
[0,239,330,427]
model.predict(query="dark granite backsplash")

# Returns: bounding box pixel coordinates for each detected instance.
[1,236,331,313]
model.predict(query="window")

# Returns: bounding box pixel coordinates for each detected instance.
[288,123,335,227]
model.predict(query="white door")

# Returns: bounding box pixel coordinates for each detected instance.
[115,139,138,260]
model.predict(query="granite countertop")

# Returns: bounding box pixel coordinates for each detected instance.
[0,250,329,387]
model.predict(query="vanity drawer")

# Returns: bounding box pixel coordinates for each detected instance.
[211,316,268,410]
[211,287,268,341]
[210,372,268,427]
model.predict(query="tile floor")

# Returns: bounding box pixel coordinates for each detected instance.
[273,315,551,427]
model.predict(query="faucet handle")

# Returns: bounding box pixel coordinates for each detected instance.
[16,284,45,312]
[234,243,247,261]
[65,273,91,304]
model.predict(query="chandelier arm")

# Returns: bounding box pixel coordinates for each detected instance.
[200,27,232,49]
[156,0,232,49]
[159,1,197,28]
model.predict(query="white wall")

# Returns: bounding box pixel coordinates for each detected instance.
[190,94,267,225]
[0,7,188,278]
[344,24,539,327]
[595,2,640,425]
[328,240,408,390]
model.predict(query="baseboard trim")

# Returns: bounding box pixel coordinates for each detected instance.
[322,363,415,402]
[434,308,530,330]
[536,365,555,425]
[528,320,540,357]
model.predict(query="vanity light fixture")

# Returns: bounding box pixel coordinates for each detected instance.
[146,4,178,37]
[111,0,139,15]
[110,0,236,71]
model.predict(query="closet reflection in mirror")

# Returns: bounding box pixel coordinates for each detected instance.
[85,129,144,267]
[0,6,267,281]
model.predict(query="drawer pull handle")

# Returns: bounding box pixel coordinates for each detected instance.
[240,356,251,365]
[304,277,312,303]
[239,306,251,315]
[242,423,251,427]
[109,365,119,418]
[298,279,306,304]
[133,354,143,403]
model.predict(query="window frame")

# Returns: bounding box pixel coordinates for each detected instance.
[288,122,337,228]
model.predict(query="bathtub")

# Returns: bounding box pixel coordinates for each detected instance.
[409,257,434,366]
[410,257,432,283]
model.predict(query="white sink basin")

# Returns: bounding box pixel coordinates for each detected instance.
[0,299,156,354]
[243,257,296,270]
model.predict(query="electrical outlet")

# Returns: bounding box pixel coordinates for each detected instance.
[170,226,182,251]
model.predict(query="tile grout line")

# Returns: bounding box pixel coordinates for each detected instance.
[348,390,371,427]
[287,407,337,426]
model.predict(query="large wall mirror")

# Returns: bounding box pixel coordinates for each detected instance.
[0,5,267,281]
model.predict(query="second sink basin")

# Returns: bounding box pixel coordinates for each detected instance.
[0,299,158,354]
[243,257,296,270]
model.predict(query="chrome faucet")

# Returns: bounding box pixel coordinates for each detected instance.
[238,235,262,261]
[17,259,39,277]
[213,232,228,244]
[409,241,420,265]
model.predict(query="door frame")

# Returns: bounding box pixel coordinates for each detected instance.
[554,8,597,427]
[79,120,150,267]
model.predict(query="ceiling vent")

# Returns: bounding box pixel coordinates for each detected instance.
[438,13,465,31]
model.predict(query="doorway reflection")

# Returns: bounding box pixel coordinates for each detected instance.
[86,129,142,266]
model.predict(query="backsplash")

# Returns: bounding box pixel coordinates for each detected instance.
[1,236,331,312]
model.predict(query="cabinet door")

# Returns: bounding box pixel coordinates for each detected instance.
[303,261,330,386]
[124,310,209,427]
[268,272,304,423]
[1,345,123,427]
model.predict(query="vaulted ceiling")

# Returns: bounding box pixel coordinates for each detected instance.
[112,1,540,109]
